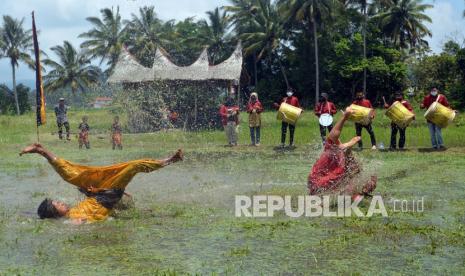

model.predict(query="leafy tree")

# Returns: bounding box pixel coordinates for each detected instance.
[43,41,101,94]
[0,83,31,114]
[0,16,34,115]
[375,0,432,49]
[79,7,126,73]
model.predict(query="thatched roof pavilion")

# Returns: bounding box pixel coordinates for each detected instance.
[108,43,243,83]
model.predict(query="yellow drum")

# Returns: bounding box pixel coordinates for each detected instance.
[386,101,415,128]
[347,104,374,125]
[424,102,455,128]
[277,102,303,125]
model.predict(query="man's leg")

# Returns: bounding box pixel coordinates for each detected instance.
[319,124,326,143]
[231,122,238,145]
[249,127,255,145]
[57,122,63,139]
[355,123,363,149]
[365,124,377,147]
[64,122,70,140]
[20,143,183,190]
[390,123,398,149]
[281,122,288,145]
[399,127,406,149]
[256,127,261,144]
[289,124,295,146]
[224,125,231,145]
[427,122,437,148]
[436,125,444,147]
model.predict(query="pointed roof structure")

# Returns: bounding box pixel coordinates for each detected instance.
[107,47,153,83]
[108,43,243,83]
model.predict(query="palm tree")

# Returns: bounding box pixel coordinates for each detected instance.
[375,0,432,49]
[228,0,290,88]
[43,41,101,94]
[0,16,34,115]
[79,7,126,73]
[124,6,171,67]
[348,0,370,94]
[196,7,234,64]
[283,0,333,103]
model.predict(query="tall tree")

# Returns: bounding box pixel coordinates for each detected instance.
[0,16,34,115]
[196,7,234,64]
[229,0,290,88]
[284,0,333,103]
[375,0,432,49]
[124,6,171,67]
[79,7,125,73]
[43,41,101,94]
[348,0,370,94]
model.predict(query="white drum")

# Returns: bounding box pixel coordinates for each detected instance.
[319,113,333,127]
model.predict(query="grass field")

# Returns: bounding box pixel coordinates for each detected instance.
[0,107,464,275]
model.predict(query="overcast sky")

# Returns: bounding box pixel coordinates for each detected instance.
[0,0,464,86]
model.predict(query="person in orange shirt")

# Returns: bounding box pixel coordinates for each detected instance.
[420,88,450,149]
[20,143,183,224]
[274,89,301,147]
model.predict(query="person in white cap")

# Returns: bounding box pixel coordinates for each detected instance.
[54,98,70,140]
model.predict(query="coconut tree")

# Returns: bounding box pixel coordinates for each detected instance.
[225,0,261,85]
[196,7,234,64]
[79,7,125,73]
[374,0,432,49]
[43,41,101,94]
[124,6,172,67]
[0,16,34,115]
[229,0,291,88]
[283,0,333,103]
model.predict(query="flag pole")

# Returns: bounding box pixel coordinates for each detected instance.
[32,11,46,143]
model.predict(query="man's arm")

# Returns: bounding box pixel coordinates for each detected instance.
[328,107,351,143]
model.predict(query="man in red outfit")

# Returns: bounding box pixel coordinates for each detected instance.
[219,97,240,146]
[308,106,377,198]
[420,88,450,149]
[353,92,377,150]
[274,89,301,147]
[314,92,337,144]
[384,92,414,150]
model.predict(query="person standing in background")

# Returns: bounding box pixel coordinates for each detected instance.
[274,89,301,147]
[246,92,264,146]
[219,97,240,146]
[314,92,337,144]
[384,92,414,150]
[78,116,90,149]
[352,92,376,150]
[420,88,450,150]
[111,116,123,150]
[54,98,70,140]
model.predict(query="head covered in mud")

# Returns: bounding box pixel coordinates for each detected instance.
[37,198,69,219]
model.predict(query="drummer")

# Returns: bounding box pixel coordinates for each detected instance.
[274,88,301,147]
[384,92,414,150]
[353,92,377,150]
[420,88,450,150]
[314,92,337,144]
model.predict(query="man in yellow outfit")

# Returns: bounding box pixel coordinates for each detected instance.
[20,143,183,224]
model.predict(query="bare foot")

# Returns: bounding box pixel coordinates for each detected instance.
[19,143,43,156]
[362,175,377,195]
[171,149,183,163]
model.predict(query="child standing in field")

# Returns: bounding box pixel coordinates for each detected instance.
[111,116,123,150]
[78,116,90,149]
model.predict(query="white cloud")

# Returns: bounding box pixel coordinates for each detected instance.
[424,0,465,53]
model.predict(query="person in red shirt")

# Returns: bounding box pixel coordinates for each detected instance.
[246,92,264,146]
[274,89,301,147]
[308,106,377,198]
[219,97,240,146]
[384,92,414,150]
[314,92,337,144]
[353,92,377,150]
[420,88,450,149]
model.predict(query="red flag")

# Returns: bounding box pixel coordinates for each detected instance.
[32,12,46,126]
